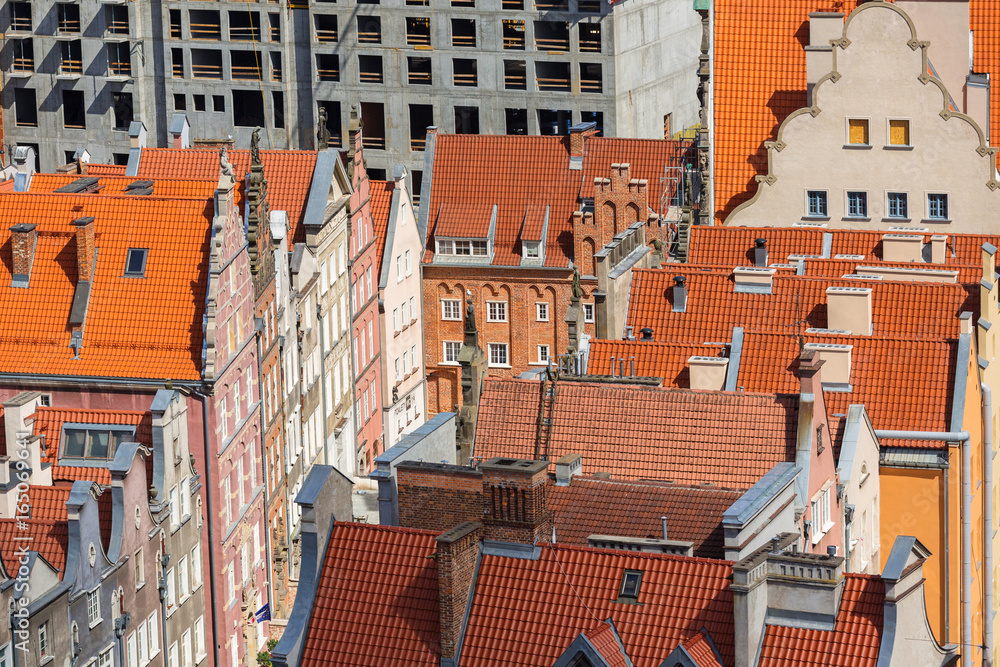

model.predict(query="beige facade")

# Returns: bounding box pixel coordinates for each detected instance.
[378,170,427,449]
[725,2,1000,232]
[838,404,881,575]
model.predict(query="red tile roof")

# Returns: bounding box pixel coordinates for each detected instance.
[587,340,726,385]
[548,477,741,558]
[25,173,217,200]
[86,164,127,176]
[425,134,690,267]
[687,226,997,282]
[680,630,725,667]
[369,179,394,277]
[26,485,71,521]
[713,1,1000,221]
[301,522,441,666]
[474,378,798,489]
[758,574,884,667]
[0,519,69,578]
[625,269,973,342]
[460,543,735,667]
[587,333,957,450]
[583,622,630,667]
[0,193,211,380]
[133,148,318,248]
[32,407,149,477]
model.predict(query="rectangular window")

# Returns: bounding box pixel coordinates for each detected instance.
[178,555,190,599]
[181,631,192,667]
[14,88,37,127]
[889,119,910,146]
[195,617,206,659]
[170,486,180,527]
[191,543,202,588]
[848,118,869,145]
[847,191,868,218]
[135,548,144,588]
[87,589,101,625]
[487,301,507,322]
[169,644,179,667]
[227,567,235,605]
[395,357,401,379]
[38,623,48,658]
[411,344,417,370]
[525,242,539,258]
[806,190,827,217]
[405,249,412,275]
[409,296,416,321]
[887,192,908,219]
[488,343,508,367]
[442,299,461,321]
[583,303,595,323]
[402,351,409,374]
[396,255,403,281]
[535,302,548,321]
[443,341,461,363]
[147,611,159,657]
[928,193,949,219]
[99,648,113,667]
[165,567,176,613]
[401,300,408,323]
[537,345,549,363]
[393,308,400,332]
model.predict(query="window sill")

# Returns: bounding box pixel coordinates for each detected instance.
[488,364,512,369]
[921,218,952,224]
[393,330,400,338]
[440,361,460,366]
[441,317,462,322]
[881,218,911,223]
[811,529,826,546]
[800,216,830,222]
[89,617,103,630]
[842,216,871,222]
[486,320,508,324]
[39,657,54,666]
[528,361,549,366]
[536,319,549,323]
[883,144,913,151]
[842,144,872,150]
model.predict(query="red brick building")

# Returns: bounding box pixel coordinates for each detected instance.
[419,126,694,417]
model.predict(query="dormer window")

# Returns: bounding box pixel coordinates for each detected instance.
[524,242,539,258]
[62,425,135,461]
[437,238,488,257]
[615,569,642,603]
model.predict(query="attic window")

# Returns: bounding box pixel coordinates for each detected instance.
[617,569,642,602]
[524,242,539,258]
[124,248,148,277]
[61,425,136,461]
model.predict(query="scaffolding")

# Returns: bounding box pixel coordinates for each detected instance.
[657,139,698,261]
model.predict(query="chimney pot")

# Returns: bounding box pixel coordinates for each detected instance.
[672,276,688,313]
[661,516,668,540]
[827,545,837,557]
[754,238,769,267]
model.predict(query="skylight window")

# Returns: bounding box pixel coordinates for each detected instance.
[617,569,642,601]
[125,248,148,277]
[62,425,136,461]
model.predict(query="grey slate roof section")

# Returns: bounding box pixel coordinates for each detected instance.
[765,608,837,632]
[378,185,401,290]
[722,462,798,526]
[168,112,188,135]
[302,149,338,230]
[128,121,145,137]
[950,331,971,432]
[125,146,142,177]
[289,243,307,275]
[295,464,336,508]
[881,535,917,581]
[110,441,142,474]
[879,447,948,469]
[822,232,833,258]
[481,540,541,560]
[725,326,744,392]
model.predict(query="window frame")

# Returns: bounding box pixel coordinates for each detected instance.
[583,303,595,323]
[887,118,911,147]
[488,342,509,367]
[124,248,149,277]
[87,588,102,627]
[486,300,507,322]
[886,192,908,220]
[537,345,549,364]
[805,190,828,218]
[535,302,549,322]
[845,190,869,219]
[443,341,461,364]
[441,299,462,321]
[618,569,642,599]
[846,117,870,146]
[927,192,949,220]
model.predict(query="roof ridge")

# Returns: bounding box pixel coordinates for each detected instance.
[332,520,441,537]
[573,477,745,493]
[536,540,735,566]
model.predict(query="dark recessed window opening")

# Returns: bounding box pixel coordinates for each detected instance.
[451,18,476,47]
[505,108,527,135]
[538,109,571,136]
[189,9,221,40]
[504,60,526,90]
[169,9,182,38]
[113,92,133,130]
[454,106,479,134]
[360,101,386,150]
[357,16,381,43]
[580,23,601,52]
[315,14,338,42]
[232,90,266,127]
[406,17,431,46]
[174,93,186,111]
[534,20,568,51]
[62,89,86,129]
[113,153,129,166]
[57,3,80,33]
[580,62,602,93]
[10,2,32,31]
[580,111,603,135]
[231,51,263,80]
[273,90,285,128]
[14,88,37,127]
[407,56,431,85]
[191,49,223,79]
[318,100,342,146]
[228,10,261,41]
[193,94,206,112]
[409,104,433,151]
[124,248,149,277]
[213,95,225,112]
[317,53,340,82]
[359,54,384,84]
[453,58,477,87]
[536,61,570,92]
[618,569,642,600]
[502,20,525,50]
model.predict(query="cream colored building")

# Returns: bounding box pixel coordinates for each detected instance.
[377,168,427,449]
[725,2,1000,231]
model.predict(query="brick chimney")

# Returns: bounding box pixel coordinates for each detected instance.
[436,521,482,665]
[74,217,96,282]
[10,223,37,288]
[568,122,598,170]
[395,462,483,532]
[480,458,550,544]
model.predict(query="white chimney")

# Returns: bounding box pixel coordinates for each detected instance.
[688,356,729,391]
[881,233,923,263]
[826,286,872,335]
[554,453,582,486]
[803,343,852,386]
[733,267,776,294]
[930,235,948,264]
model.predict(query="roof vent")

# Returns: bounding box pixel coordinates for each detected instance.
[54,177,100,194]
[672,276,687,313]
[639,327,654,341]
[754,238,768,267]
[826,286,872,335]
[733,266,776,294]
[688,356,729,391]
[125,180,154,196]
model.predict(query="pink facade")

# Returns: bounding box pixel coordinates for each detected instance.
[348,111,385,474]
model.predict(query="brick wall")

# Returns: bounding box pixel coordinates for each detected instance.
[574,162,654,276]
[422,266,597,418]
[480,461,551,544]
[396,464,483,531]
[436,521,482,661]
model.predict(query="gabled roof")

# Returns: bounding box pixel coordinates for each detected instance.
[758,574,884,667]
[425,134,688,268]
[0,193,211,381]
[677,630,725,667]
[583,622,630,667]
[131,148,318,248]
[474,378,798,489]
[0,519,69,578]
[369,179,394,278]
[548,476,742,558]
[301,522,441,666]
[459,543,735,667]
[625,269,973,342]
[713,0,1000,220]
[22,173,217,200]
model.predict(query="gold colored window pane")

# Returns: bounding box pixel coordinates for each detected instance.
[889,119,909,145]
[848,118,869,145]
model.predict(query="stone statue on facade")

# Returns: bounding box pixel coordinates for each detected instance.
[317,107,331,150]
[250,127,261,165]
[219,146,234,178]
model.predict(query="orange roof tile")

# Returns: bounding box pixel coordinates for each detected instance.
[86,164,128,176]
[714,1,1000,221]
[548,477,741,558]
[460,543,735,667]
[0,519,69,578]
[25,173,217,200]
[25,485,71,521]
[301,522,441,666]
[0,193,211,380]
[426,134,691,267]
[369,179,394,277]
[679,630,725,667]
[625,269,973,342]
[133,148,318,248]
[587,340,726,385]
[582,622,630,667]
[474,378,798,489]
[758,574,884,667]
[54,465,111,485]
